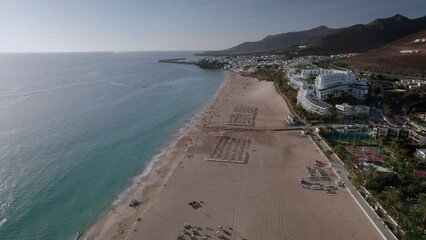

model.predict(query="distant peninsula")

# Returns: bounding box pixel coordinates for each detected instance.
[158,58,197,65]
[158,58,224,69]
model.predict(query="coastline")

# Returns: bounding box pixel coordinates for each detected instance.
[83,70,229,240]
[85,71,382,240]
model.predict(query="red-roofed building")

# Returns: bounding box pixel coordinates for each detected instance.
[413,170,426,178]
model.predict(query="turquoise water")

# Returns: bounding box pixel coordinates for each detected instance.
[0,52,224,240]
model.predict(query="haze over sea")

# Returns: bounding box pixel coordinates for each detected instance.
[0,52,224,240]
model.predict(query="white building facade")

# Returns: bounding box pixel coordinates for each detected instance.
[315,71,368,101]
[297,85,331,115]
[291,68,369,115]
[415,149,426,162]
[335,103,370,115]
[290,75,305,89]
[301,68,334,78]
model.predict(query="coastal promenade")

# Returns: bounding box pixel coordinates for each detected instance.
[86,71,383,240]
[204,125,304,132]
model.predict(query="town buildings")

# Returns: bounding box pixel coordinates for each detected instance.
[398,78,425,90]
[371,125,426,146]
[371,125,410,139]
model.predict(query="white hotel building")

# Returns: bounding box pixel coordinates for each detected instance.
[293,68,369,115]
[301,68,334,78]
[314,70,368,101]
[297,85,331,115]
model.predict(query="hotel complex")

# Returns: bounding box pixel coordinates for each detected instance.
[291,68,369,115]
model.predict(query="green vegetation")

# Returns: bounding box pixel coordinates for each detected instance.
[313,59,349,69]
[382,104,392,117]
[314,60,331,69]
[196,59,225,69]
[356,66,426,79]
[255,64,282,79]
[410,114,426,128]
[369,74,400,81]
[323,131,426,239]
[333,61,349,68]
[305,75,316,84]
[273,72,299,108]
[293,64,312,70]
[293,103,322,121]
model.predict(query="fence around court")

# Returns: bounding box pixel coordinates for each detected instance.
[321,131,378,147]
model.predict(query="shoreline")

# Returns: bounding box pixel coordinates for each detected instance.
[83,71,229,240]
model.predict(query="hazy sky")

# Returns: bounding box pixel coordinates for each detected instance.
[1,0,425,52]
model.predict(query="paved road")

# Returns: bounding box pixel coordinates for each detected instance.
[311,133,398,240]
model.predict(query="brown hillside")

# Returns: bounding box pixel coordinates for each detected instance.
[344,31,426,71]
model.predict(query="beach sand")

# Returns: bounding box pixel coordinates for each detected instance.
[85,71,382,240]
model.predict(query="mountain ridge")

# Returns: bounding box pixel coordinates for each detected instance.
[206,25,338,56]
[203,14,426,56]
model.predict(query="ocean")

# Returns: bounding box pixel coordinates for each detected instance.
[0,52,224,240]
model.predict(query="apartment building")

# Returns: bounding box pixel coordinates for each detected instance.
[297,85,331,115]
[315,71,368,101]
[335,103,370,115]
[371,125,426,146]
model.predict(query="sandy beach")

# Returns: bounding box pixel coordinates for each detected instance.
[85,71,382,240]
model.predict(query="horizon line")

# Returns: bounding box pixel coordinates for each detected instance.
[0,50,214,54]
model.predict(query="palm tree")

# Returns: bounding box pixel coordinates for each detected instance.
[364,164,377,184]
[351,172,366,189]
[395,158,416,185]
[402,229,424,240]
[415,193,426,233]
[390,138,401,151]
[346,155,358,166]
[383,187,405,225]
[325,107,337,124]
[378,137,386,156]
[349,105,355,122]
[383,104,392,116]
[383,156,395,168]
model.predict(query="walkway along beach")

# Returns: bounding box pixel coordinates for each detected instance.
[85,71,382,240]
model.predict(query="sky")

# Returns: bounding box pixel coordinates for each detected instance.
[1,0,425,53]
